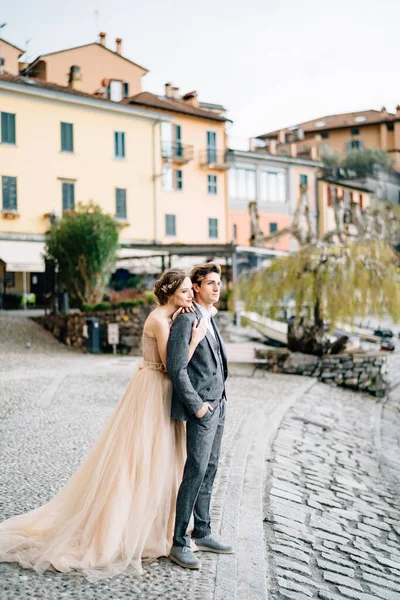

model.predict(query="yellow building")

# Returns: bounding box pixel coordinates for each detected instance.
[0,33,230,305]
[0,73,168,304]
[318,178,373,239]
[125,85,229,245]
[257,107,400,172]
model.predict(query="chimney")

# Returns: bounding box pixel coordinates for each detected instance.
[269,140,277,155]
[116,37,122,55]
[0,57,5,75]
[165,82,172,98]
[278,130,286,144]
[182,91,199,107]
[396,105,400,118]
[68,65,82,91]
[171,86,180,100]
[290,143,297,158]
[99,32,106,47]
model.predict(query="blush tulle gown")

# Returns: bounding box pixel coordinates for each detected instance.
[0,335,186,581]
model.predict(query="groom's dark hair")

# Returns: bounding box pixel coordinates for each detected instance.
[190,262,221,288]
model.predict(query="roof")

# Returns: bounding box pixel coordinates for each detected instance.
[258,109,398,139]
[124,91,229,122]
[25,41,148,75]
[0,74,171,122]
[319,177,373,193]
[0,37,25,56]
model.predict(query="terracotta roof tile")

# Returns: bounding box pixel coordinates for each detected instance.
[0,73,106,100]
[124,91,229,122]
[258,109,398,139]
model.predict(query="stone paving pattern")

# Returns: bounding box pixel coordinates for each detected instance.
[1,315,400,599]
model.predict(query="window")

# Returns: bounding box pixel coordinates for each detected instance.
[2,176,17,211]
[346,140,364,150]
[1,112,16,145]
[300,174,308,185]
[208,218,218,239]
[123,82,129,98]
[175,169,183,190]
[232,223,238,242]
[351,127,359,136]
[229,167,256,200]
[115,188,127,219]
[387,123,394,131]
[321,132,329,139]
[61,122,74,152]
[207,131,217,162]
[208,174,217,195]
[269,222,277,234]
[162,165,182,191]
[175,124,182,156]
[107,80,123,102]
[259,171,286,203]
[114,131,125,158]
[62,182,75,211]
[5,272,15,288]
[165,214,176,236]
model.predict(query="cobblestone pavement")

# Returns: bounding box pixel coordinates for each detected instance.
[264,378,400,599]
[0,316,310,600]
[1,315,400,599]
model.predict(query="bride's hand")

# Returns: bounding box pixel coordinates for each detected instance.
[171,304,195,323]
[191,317,208,346]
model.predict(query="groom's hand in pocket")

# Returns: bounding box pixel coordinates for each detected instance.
[195,402,214,419]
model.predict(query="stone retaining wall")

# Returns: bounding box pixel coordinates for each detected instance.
[34,309,232,355]
[254,348,389,397]
[34,306,152,354]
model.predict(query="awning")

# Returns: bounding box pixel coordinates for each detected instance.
[0,241,46,272]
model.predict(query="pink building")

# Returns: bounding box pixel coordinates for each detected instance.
[227,148,322,252]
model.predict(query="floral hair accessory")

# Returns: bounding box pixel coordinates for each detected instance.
[161,280,177,294]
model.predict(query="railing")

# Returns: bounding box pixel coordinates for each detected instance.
[161,142,194,163]
[199,149,229,168]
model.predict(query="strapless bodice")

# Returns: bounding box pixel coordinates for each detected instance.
[139,334,166,373]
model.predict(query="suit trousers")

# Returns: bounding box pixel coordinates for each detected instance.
[173,397,226,547]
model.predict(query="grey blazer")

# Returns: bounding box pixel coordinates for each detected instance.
[166,305,228,421]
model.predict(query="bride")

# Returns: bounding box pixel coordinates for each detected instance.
[0,268,208,582]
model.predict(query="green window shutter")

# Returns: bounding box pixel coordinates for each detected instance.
[62,182,75,211]
[207,174,217,194]
[123,83,129,98]
[61,122,74,152]
[165,214,176,236]
[208,218,218,239]
[116,188,127,219]
[2,176,17,210]
[1,112,16,144]
[300,174,308,185]
[115,132,125,158]
[175,170,183,190]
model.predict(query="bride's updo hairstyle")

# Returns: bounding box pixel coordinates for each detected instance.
[153,268,188,305]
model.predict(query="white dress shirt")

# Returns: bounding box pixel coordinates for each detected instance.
[195,302,216,339]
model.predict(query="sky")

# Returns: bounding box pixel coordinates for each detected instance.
[2,0,400,149]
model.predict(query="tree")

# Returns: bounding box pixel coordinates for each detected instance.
[45,202,120,306]
[237,240,400,355]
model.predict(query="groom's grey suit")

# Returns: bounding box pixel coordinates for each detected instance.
[167,303,228,547]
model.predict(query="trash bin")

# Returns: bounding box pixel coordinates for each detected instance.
[86,317,101,354]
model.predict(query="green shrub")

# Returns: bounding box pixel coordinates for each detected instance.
[143,291,155,305]
[82,302,112,312]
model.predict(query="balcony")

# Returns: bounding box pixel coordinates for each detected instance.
[161,142,194,164]
[199,149,230,170]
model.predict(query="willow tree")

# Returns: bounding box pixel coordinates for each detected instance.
[237,240,400,355]
[45,202,120,306]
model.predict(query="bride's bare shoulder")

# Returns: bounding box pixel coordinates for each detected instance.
[144,308,169,336]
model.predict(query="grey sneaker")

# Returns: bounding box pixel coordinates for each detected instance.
[193,533,234,554]
[169,545,202,569]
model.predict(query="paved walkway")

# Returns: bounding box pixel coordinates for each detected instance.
[0,315,400,599]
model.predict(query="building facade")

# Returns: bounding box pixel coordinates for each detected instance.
[0,34,230,304]
[227,149,321,252]
[257,107,400,172]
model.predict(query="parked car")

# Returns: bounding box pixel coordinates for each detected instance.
[380,338,395,352]
[374,329,394,338]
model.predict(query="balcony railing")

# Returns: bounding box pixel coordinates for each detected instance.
[199,149,230,170]
[161,142,194,164]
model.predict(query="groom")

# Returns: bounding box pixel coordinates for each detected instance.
[166,262,233,569]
